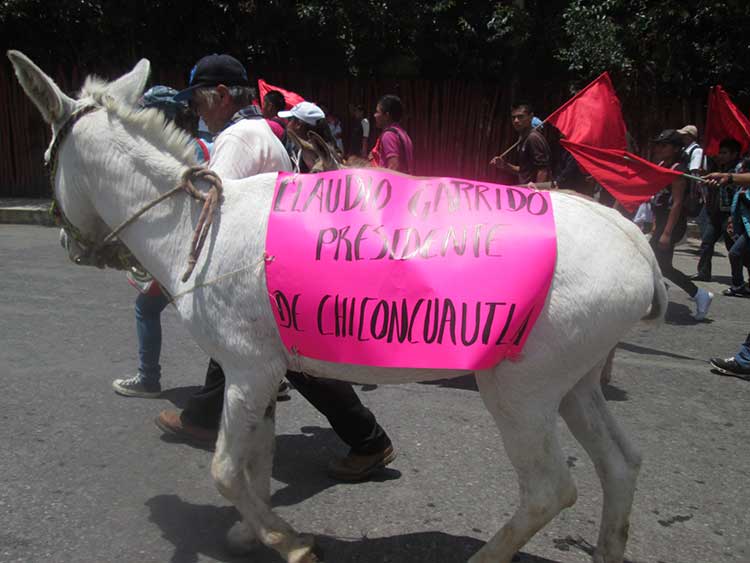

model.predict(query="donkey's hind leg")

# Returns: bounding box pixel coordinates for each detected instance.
[469,370,578,563]
[559,361,642,563]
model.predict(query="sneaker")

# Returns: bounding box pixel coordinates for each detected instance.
[710,357,750,378]
[327,444,397,482]
[277,381,291,402]
[689,272,711,282]
[692,288,713,321]
[112,375,161,398]
[155,409,218,448]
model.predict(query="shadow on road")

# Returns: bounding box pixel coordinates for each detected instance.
[674,246,701,256]
[601,383,629,401]
[710,274,732,285]
[419,373,478,391]
[710,368,750,382]
[145,494,245,563]
[146,493,562,562]
[617,341,701,362]
[271,426,401,508]
[550,535,640,563]
[665,301,712,326]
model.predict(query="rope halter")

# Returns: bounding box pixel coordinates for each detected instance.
[48,104,223,281]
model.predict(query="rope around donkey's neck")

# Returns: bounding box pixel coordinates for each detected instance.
[168,253,272,302]
[94,165,223,281]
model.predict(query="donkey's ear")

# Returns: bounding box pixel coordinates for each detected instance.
[7,50,76,126]
[286,127,314,152]
[106,58,150,106]
[307,131,342,171]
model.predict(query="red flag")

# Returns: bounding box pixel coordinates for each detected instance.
[257,79,305,110]
[560,140,683,212]
[546,72,627,150]
[704,86,750,156]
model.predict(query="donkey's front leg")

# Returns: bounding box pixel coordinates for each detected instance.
[211,367,319,563]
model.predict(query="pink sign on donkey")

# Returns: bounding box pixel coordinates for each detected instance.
[265,169,557,370]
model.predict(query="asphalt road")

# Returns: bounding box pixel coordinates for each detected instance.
[1,224,748,563]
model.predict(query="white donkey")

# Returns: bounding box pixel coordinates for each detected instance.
[9,51,665,563]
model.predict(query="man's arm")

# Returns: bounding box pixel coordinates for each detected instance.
[705,172,750,186]
[490,155,520,174]
[385,156,400,171]
[380,130,403,171]
[659,177,686,248]
[527,132,551,184]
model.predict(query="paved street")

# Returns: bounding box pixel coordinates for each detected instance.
[1,224,748,563]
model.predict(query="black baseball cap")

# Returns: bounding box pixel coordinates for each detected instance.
[652,129,683,147]
[174,54,249,102]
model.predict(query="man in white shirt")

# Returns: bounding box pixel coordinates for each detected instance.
[174,54,292,177]
[156,53,292,443]
[157,55,396,482]
[677,124,708,235]
[677,124,705,173]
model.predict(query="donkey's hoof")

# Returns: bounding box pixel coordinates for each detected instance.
[288,534,322,563]
[226,521,258,555]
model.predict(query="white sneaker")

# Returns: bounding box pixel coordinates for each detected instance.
[693,288,714,321]
[112,375,162,398]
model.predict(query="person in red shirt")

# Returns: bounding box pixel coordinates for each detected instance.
[369,94,414,174]
[261,89,288,142]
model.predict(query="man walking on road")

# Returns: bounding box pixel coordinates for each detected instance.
[154,54,397,482]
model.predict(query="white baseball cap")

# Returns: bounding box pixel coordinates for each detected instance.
[676,124,698,138]
[278,101,325,126]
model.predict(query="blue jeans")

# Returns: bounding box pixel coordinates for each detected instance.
[696,205,710,240]
[728,233,750,287]
[696,211,729,278]
[735,333,750,369]
[135,291,169,384]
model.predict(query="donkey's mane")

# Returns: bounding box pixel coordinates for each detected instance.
[79,76,196,166]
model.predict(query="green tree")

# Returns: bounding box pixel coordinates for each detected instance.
[557,0,750,98]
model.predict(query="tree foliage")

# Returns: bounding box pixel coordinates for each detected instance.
[1,0,748,101]
[557,0,750,98]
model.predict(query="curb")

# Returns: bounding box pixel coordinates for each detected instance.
[0,200,54,227]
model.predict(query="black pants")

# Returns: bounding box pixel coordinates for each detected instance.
[696,211,730,278]
[183,359,391,455]
[651,216,698,298]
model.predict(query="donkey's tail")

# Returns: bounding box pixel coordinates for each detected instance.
[641,249,667,324]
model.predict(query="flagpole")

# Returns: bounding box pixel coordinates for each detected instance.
[622,155,707,183]
[495,72,615,162]
[683,172,708,183]
[495,119,548,159]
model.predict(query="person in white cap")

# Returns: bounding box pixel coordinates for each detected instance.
[155,54,293,445]
[677,124,706,174]
[677,124,709,238]
[278,101,339,172]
